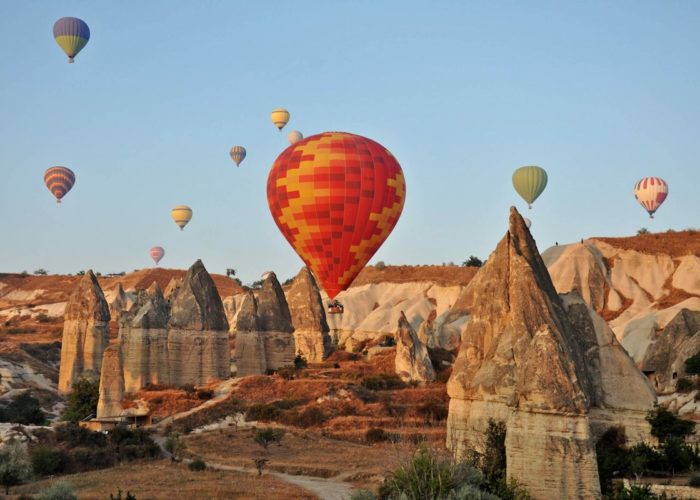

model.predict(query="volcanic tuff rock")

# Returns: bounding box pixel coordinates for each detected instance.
[447,208,656,499]
[163,277,182,303]
[168,260,228,332]
[109,284,129,323]
[394,312,435,383]
[58,270,111,394]
[166,261,229,385]
[96,345,124,418]
[118,283,171,392]
[641,309,700,393]
[287,267,331,362]
[234,273,295,377]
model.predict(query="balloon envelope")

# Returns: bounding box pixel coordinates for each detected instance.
[53,17,90,63]
[512,166,548,208]
[267,132,406,299]
[171,205,192,230]
[634,177,668,218]
[524,218,532,228]
[270,108,290,130]
[288,130,303,144]
[150,246,165,265]
[44,166,75,203]
[230,146,246,166]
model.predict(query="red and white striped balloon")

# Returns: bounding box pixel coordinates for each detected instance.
[633,177,668,218]
[150,246,165,265]
[44,166,75,203]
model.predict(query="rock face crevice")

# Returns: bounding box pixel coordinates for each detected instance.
[234,273,295,377]
[287,267,331,363]
[394,311,435,383]
[58,271,111,394]
[447,207,656,500]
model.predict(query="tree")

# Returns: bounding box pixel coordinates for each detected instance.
[0,392,45,425]
[0,440,32,494]
[248,280,263,290]
[646,406,695,442]
[254,427,285,449]
[33,269,48,276]
[637,228,650,235]
[253,458,269,476]
[685,352,700,375]
[462,256,483,267]
[164,431,186,462]
[62,379,99,423]
[226,268,236,277]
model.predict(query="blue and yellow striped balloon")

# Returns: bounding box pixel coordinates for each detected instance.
[53,17,90,63]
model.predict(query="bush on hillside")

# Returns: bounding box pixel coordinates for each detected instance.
[30,446,68,476]
[0,392,45,425]
[361,373,406,391]
[61,379,99,423]
[188,459,206,471]
[646,406,695,442]
[36,480,77,500]
[685,352,700,375]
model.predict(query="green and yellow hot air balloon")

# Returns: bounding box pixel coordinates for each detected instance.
[512,166,548,209]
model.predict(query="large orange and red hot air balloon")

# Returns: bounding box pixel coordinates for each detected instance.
[267,132,406,299]
[44,166,75,203]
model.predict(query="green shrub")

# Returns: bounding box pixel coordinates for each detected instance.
[676,377,694,393]
[254,427,285,449]
[365,428,390,443]
[245,404,280,422]
[611,484,658,499]
[646,406,695,442]
[361,374,406,391]
[30,446,67,476]
[293,406,327,428]
[689,473,700,487]
[188,459,206,471]
[164,432,186,461]
[0,440,32,494]
[61,379,99,423]
[36,480,77,500]
[110,489,137,500]
[0,392,45,425]
[294,355,308,370]
[686,353,700,375]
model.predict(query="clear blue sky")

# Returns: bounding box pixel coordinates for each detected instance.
[1,1,699,286]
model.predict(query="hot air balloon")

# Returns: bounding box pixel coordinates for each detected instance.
[524,218,532,229]
[44,166,75,203]
[230,146,246,167]
[270,108,290,130]
[634,177,668,218]
[150,246,165,265]
[267,132,406,299]
[53,17,90,63]
[171,205,192,230]
[288,130,303,144]
[512,166,548,208]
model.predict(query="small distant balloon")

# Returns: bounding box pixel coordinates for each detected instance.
[53,17,90,63]
[288,130,303,144]
[44,166,75,203]
[634,177,668,218]
[150,246,165,265]
[524,218,532,228]
[171,205,192,231]
[270,108,290,130]
[229,146,246,167]
[512,166,548,208]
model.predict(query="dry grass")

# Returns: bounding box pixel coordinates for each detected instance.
[185,426,420,486]
[352,265,478,287]
[593,230,700,257]
[15,460,314,499]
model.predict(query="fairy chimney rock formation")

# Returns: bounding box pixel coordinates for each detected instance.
[447,207,657,499]
[96,345,125,418]
[109,284,128,323]
[167,260,229,385]
[234,273,295,377]
[163,277,182,303]
[58,270,111,394]
[287,267,331,362]
[119,283,171,392]
[395,311,435,383]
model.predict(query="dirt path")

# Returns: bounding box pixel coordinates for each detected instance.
[153,434,354,500]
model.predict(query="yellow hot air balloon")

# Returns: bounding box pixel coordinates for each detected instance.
[512,166,548,208]
[270,108,290,130]
[171,205,192,231]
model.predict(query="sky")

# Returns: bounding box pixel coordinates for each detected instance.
[1,1,699,286]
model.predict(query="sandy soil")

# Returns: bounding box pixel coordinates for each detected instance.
[352,265,478,287]
[594,230,700,257]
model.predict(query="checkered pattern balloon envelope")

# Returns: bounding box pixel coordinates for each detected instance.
[267,132,406,299]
